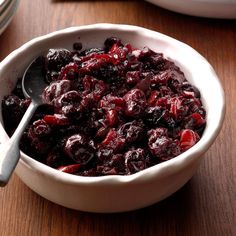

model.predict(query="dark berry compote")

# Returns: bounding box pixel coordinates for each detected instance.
[2,37,206,176]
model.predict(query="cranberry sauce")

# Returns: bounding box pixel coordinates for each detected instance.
[2,37,206,176]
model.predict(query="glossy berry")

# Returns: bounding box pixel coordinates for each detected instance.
[31,119,51,138]
[54,90,81,108]
[124,148,149,174]
[42,80,72,104]
[64,134,95,164]
[180,129,200,151]
[123,88,147,117]
[46,48,72,71]
[118,120,145,143]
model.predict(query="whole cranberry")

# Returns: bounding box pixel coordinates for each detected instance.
[124,148,149,174]
[64,134,95,164]
[42,80,72,104]
[44,114,70,126]
[31,119,51,139]
[148,128,180,160]
[123,88,147,117]
[54,90,81,108]
[118,120,145,143]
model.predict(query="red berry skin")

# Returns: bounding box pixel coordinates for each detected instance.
[106,109,119,127]
[180,129,200,151]
[191,113,206,127]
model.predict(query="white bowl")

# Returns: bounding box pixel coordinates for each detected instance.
[0,24,225,213]
[145,0,236,19]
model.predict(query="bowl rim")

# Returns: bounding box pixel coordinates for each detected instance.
[0,23,226,185]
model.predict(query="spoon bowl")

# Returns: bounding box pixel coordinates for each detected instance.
[0,56,47,186]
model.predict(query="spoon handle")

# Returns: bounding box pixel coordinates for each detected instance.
[0,101,38,186]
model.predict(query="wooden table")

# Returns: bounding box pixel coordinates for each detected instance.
[0,0,235,235]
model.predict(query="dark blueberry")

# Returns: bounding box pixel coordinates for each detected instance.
[46,48,72,71]
[73,42,83,51]
[104,37,121,51]
[31,119,51,139]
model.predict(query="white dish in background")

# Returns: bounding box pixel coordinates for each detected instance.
[145,0,236,19]
[0,0,19,36]
[0,24,225,213]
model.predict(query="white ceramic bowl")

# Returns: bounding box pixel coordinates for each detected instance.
[145,0,236,19]
[0,24,225,213]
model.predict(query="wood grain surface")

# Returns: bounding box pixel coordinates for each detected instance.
[0,0,235,235]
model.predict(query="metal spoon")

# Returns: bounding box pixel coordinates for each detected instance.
[0,56,47,186]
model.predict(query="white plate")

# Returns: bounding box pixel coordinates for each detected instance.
[145,0,236,19]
